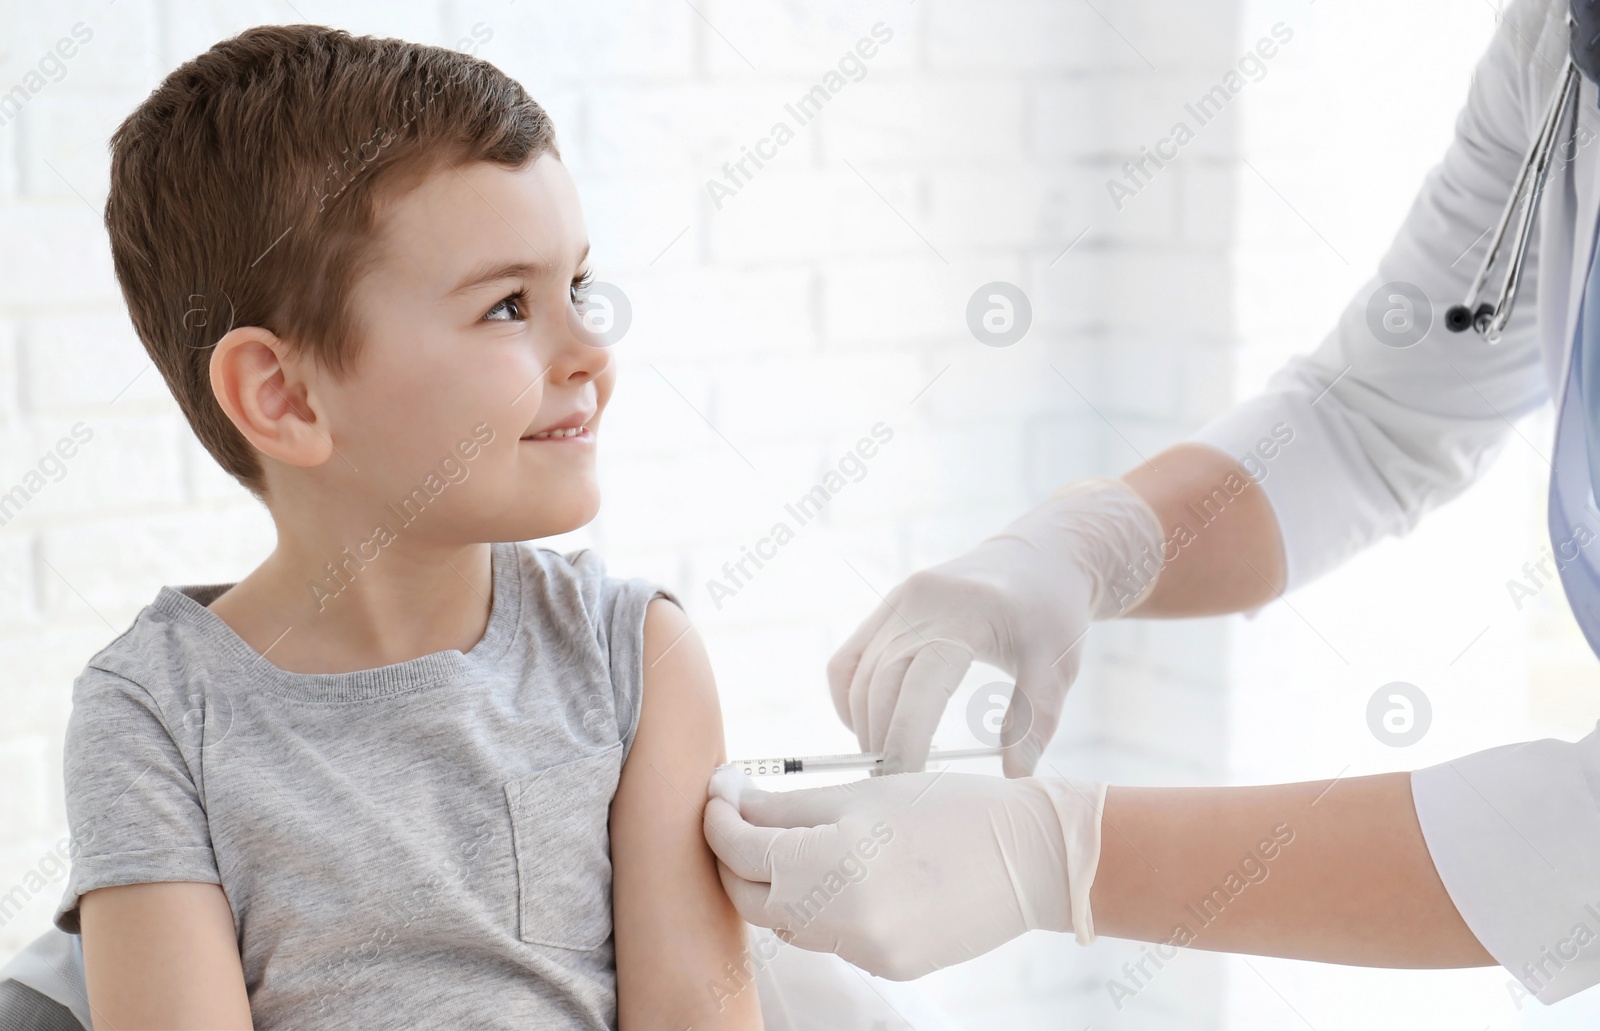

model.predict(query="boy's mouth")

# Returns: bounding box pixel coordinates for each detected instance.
[521,408,595,442]
[522,425,591,441]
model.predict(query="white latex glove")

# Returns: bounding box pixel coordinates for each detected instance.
[828,477,1165,777]
[702,769,1108,982]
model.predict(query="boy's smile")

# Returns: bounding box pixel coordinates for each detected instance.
[520,403,595,442]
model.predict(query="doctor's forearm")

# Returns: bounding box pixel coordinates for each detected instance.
[1088,772,1495,968]
[1118,443,1286,617]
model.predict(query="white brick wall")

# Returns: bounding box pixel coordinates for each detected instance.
[0,0,1264,1026]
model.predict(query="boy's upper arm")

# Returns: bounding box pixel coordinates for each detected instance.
[56,667,220,934]
[609,597,763,1031]
[59,668,248,1027]
[79,880,252,1030]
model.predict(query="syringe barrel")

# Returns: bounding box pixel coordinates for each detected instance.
[728,756,810,776]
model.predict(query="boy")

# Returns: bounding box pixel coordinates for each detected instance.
[46,24,761,1030]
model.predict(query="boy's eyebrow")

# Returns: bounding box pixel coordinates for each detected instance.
[446,243,592,297]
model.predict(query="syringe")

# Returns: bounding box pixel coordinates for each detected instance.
[720,745,1004,777]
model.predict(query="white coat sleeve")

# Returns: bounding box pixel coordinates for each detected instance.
[1411,727,1600,1005]
[1187,0,1557,593]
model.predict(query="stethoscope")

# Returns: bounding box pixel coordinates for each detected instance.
[1446,8,1597,344]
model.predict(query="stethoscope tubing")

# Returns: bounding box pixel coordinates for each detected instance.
[1448,55,1582,343]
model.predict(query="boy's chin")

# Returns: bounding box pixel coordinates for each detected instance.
[508,494,601,541]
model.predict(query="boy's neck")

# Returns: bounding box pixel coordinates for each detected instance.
[204,534,497,676]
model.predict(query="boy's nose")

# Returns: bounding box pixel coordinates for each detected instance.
[553,297,617,381]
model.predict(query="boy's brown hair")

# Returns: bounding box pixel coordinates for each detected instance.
[105,24,558,496]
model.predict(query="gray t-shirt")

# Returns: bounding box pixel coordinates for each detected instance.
[52,542,675,1030]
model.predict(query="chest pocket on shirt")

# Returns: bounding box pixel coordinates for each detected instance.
[504,741,624,950]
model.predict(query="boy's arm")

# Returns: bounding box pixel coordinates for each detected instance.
[610,597,763,1031]
[79,880,253,1029]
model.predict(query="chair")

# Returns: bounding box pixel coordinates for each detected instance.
[0,930,88,1031]
[0,982,83,1031]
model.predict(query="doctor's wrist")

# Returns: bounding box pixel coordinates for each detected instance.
[1012,776,1108,943]
[1045,477,1167,620]
[1028,777,1109,944]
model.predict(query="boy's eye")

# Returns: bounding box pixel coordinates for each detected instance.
[484,290,526,322]
[483,266,593,323]
[570,266,595,305]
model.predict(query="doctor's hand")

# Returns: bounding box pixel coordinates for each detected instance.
[828,477,1166,777]
[702,768,1108,982]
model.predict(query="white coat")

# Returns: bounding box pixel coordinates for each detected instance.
[1191,0,1600,1005]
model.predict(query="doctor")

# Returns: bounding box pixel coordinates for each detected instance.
[705,0,1600,1005]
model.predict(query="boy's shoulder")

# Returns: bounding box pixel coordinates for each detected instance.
[515,541,607,584]
[514,542,604,615]
[66,584,223,737]
[60,579,228,749]
[512,542,675,629]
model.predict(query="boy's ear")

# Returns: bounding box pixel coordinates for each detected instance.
[209,326,333,469]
